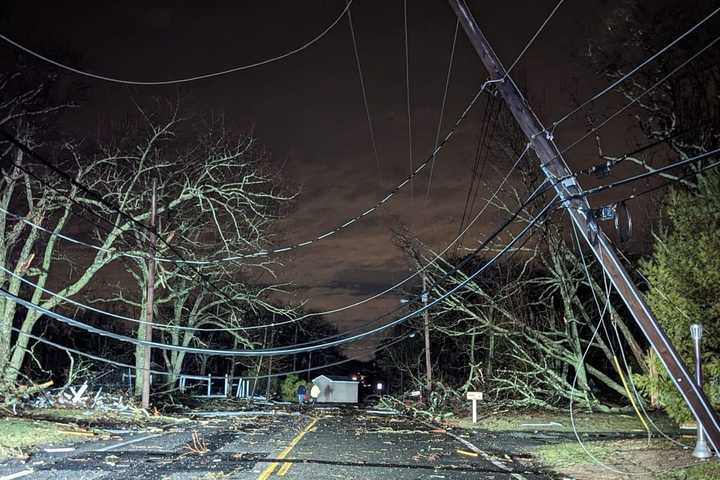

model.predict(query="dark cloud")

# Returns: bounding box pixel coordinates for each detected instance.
[6,0,636,360]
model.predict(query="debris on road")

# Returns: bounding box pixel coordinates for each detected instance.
[28,383,145,418]
[456,449,478,457]
[183,431,209,455]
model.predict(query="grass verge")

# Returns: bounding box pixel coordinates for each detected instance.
[659,461,720,480]
[0,417,86,459]
[447,409,678,433]
[533,440,615,468]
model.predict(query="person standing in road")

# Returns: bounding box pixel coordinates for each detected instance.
[310,383,320,404]
[297,383,306,406]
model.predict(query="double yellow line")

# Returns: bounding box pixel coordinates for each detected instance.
[257,417,319,479]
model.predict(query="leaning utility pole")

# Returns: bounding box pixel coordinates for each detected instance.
[422,273,432,392]
[447,0,720,451]
[141,180,157,410]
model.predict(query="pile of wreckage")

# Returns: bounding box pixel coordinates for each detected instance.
[26,383,145,416]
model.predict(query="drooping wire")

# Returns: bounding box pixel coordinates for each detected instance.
[0,137,536,335]
[589,157,720,206]
[7,130,712,339]
[0,2,354,86]
[13,325,414,381]
[425,19,459,199]
[566,237,695,475]
[0,84,492,334]
[0,195,559,357]
[570,222,651,440]
[0,83,490,265]
[457,95,503,251]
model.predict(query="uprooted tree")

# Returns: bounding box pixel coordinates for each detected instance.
[377,0,720,418]
[383,179,645,412]
[377,91,649,412]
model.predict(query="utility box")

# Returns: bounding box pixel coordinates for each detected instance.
[312,375,359,403]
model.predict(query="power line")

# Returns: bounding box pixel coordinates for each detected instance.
[568,231,696,474]
[425,19,459,199]
[503,0,566,77]
[457,95,502,250]
[0,138,282,333]
[0,81,495,340]
[576,126,703,177]
[567,232,646,476]
[524,31,720,188]
[424,0,560,201]
[0,83,490,337]
[346,1,383,189]
[0,263,282,333]
[14,326,414,381]
[579,147,720,199]
[8,115,707,341]
[0,195,559,357]
[558,33,720,157]
[552,5,720,129]
[403,0,414,199]
[1,137,537,335]
[454,0,565,235]
[0,2,353,86]
[1,83,489,265]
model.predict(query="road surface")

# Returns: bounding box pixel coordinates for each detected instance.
[0,407,553,479]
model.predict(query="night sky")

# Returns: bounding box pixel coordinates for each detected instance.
[4,1,657,358]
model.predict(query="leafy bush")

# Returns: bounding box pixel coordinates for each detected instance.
[637,172,720,422]
[280,374,309,402]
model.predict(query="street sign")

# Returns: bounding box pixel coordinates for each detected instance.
[466,391,483,423]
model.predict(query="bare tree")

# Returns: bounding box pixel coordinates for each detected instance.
[0,76,297,396]
[76,100,296,393]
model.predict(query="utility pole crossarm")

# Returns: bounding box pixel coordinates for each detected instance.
[447,0,720,451]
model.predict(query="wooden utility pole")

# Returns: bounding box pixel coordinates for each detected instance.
[307,351,312,382]
[266,315,275,398]
[422,273,432,392]
[292,323,298,371]
[447,0,720,451]
[141,180,157,410]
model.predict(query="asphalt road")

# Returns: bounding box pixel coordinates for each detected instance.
[0,407,553,480]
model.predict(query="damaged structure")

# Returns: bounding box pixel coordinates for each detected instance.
[312,375,359,403]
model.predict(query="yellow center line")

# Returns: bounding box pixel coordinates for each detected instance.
[276,460,293,477]
[256,417,319,480]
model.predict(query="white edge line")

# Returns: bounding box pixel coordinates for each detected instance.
[0,470,34,480]
[94,433,163,452]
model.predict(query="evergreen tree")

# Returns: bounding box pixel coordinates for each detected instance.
[636,171,720,422]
